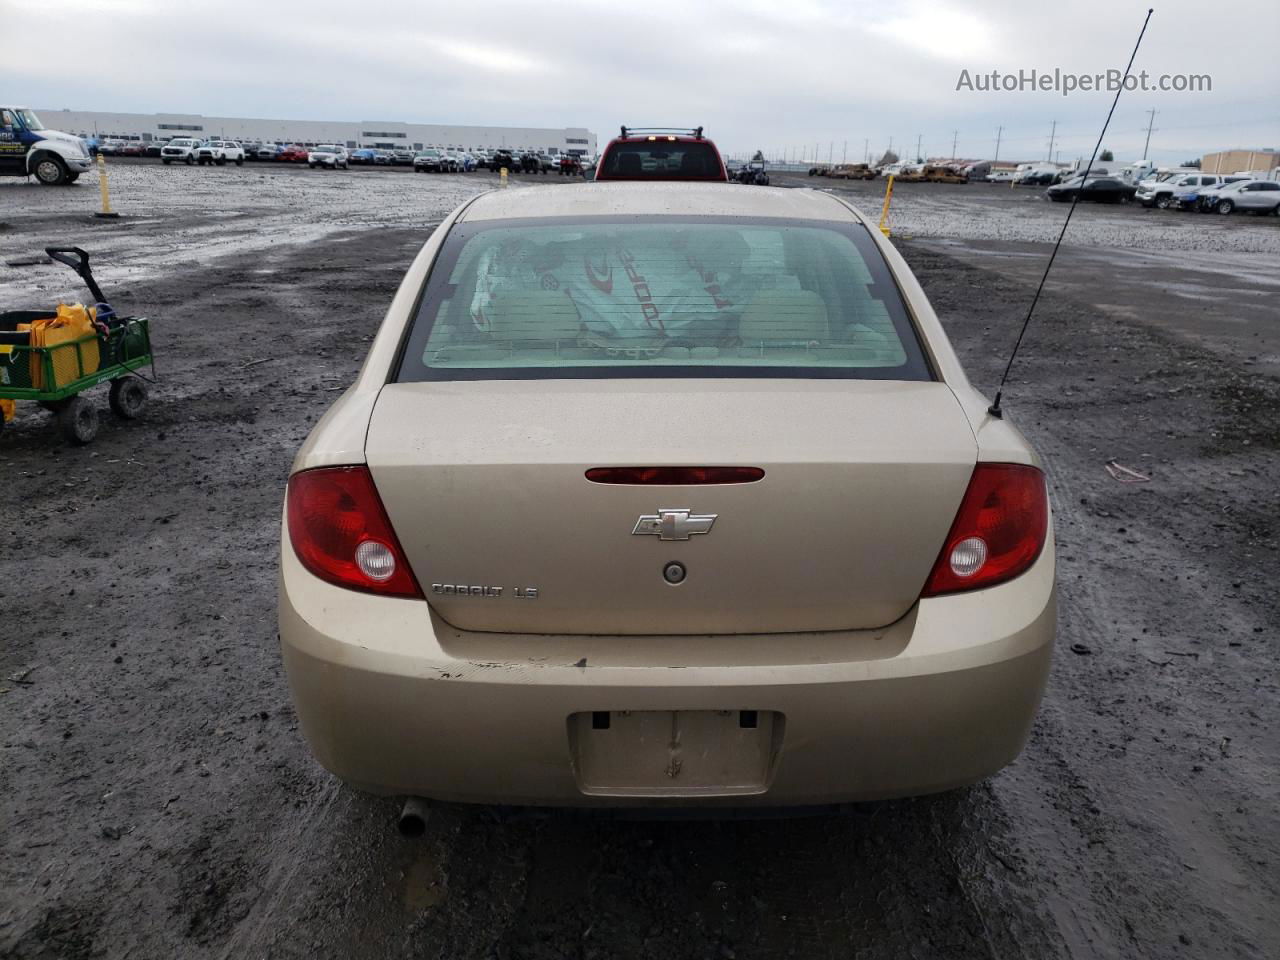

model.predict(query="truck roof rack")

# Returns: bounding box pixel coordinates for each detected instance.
[619,126,704,140]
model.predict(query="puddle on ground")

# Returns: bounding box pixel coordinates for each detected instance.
[402,851,448,912]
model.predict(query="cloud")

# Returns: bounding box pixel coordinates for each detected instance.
[4,0,1275,163]
[867,4,997,61]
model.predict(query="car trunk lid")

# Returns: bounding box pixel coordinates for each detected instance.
[365,379,976,635]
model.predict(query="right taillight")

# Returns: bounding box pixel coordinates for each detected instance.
[921,463,1049,597]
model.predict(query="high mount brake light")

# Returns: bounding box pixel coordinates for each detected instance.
[286,466,422,599]
[586,466,765,485]
[921,463,1048,597]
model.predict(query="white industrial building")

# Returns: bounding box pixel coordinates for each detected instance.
[34,108,597,156]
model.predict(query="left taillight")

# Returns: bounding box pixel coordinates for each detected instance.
[286,466,422,599]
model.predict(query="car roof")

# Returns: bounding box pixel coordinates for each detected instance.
[609,135,710,145]
[458,182,859,223]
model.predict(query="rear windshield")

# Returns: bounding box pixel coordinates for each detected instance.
[395,217,932,382]
[598,141,724,180]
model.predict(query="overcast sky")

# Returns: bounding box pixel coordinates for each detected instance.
[6,0,1277,164]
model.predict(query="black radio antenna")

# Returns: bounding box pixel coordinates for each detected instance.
[988,8,1154,419]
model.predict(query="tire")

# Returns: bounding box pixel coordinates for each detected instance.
[32,154,70,186]
[235,158,244,166]
[109,377,148,419]
[58,396,98,444]
[1217,200,1234,214]
[163,159,171,165]
[1273,204,1280,216]
[1155,194,1171,209]
[215,157,226,166]
[185,155,195,165]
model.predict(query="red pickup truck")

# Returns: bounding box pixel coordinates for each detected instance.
[594,127,727,182]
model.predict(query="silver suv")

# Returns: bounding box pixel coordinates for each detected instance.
[1212,179,1280,215]
[308,144,349,169]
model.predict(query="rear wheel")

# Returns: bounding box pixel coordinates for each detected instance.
[58,397,98,444]
[33,155,70,186]
[109,376,148,419]
[1217,200,1234,215]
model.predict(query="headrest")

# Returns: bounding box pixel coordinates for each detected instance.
[739,290,829,342]
[486,292,582,341]
[616,153,643,175]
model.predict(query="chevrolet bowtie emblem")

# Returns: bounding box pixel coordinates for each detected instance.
[632,509,717,541]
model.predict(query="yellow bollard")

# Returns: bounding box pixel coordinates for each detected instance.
[94,153,119,219]
[878,174,894,237]
[499,166,509,188]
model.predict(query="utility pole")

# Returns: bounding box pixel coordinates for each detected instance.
[1046,120,1057,162]
[994,125,1003,162]
[863,137,869,163]
[828,141,833,163]
[951,129,959,159]
[914,134,922,163]
[814,142,819,164]
[842,140,847,163]
[887,136,893,159]
[1142,109,1158,160]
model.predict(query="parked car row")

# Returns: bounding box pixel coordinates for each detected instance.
[89,136,590,174]
[808,161,970,183]
[1136,172,1280,214]
[1135,172,1274,212]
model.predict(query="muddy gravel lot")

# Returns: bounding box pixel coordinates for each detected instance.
[1,162,1278,960]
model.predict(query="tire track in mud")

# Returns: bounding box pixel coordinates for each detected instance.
[213,778,341,960]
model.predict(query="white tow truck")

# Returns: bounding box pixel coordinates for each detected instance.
[0,105,93,185]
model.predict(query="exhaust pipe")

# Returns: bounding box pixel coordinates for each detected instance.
[398,796,431,838]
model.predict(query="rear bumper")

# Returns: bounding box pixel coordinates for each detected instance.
[279,529,1055,807]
